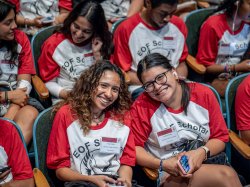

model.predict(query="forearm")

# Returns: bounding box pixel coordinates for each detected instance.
[204,138,226,156]
[240,130,250,145]
[45,80,68,99]
[3,104,21,120]
[206,64,226,74]
[176,61,188,79]
[126,70,142,85]
[127,0,144,17]
[118,165,132,184]
[0,178,35,187]
[15,15,34,27]
[56,8,70,24]
[135,146,160,169]
[56,168,93,182]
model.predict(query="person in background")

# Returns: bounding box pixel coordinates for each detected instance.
[0,0,38,144]
[47,61,135,187]
[129,53,242,187]
[0,119,34,187]
[113,0,188,99]
[8,0,72,36]
[196,0,250,96]
[38,0,113,104]
[234,74,250,184]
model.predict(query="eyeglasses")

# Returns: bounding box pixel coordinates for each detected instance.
[143,70,169,92]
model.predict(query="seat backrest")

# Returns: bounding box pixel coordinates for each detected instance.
[184,7,216,57]
[31,25,60,75]
[33,107,63,187]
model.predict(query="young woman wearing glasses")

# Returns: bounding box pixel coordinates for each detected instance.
[129,53,242,187]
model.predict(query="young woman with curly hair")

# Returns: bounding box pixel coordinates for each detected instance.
[47,60,135,187]
[38,0,113,104]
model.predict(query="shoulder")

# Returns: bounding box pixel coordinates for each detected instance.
[170,15,186,27]
[14,29,30,46]
[202,13,226,30]
[0,120,15,138]
[115,13,141,34]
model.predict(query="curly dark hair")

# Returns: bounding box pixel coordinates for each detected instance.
[54,60,131,133]
[60,0,113,59]
[0,0,18,65]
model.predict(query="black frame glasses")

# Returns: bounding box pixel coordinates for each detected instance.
[143,70,169,92]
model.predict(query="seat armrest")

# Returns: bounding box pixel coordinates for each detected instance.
[229,129,250,159]
[175,1,197,17]
[31,75,49,99]
[186,54,206,74]
[33,168,50,187]
[142,167,159,181]
[196,1,210,8]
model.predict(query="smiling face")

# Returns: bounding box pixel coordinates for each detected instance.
[146,2,177,28]
[70,16,93,44]
[0,9,17,41]
[91,70,121,114]
[141,66,180,105]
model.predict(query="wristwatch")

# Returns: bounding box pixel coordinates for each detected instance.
[201,146,210,161]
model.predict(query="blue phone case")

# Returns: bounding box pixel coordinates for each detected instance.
[179,155,190,173]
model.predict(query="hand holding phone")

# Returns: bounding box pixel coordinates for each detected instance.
[178,155,190,174]
[41,16,55,24]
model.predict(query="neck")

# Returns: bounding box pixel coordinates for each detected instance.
[227,11,242,32]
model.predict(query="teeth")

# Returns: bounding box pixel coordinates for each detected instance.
[100,97,109,104]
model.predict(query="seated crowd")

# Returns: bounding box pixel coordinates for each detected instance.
[0,0,250,186]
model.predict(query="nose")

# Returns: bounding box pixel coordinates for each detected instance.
[104,88,112,98]
[11,21,17,29]
[76,30,83,38]
[153,81,162,91]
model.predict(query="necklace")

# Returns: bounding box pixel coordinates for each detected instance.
[92,112,104,126]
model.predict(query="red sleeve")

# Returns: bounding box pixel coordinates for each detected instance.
[129,94,159,147]
[59,0,72,11]
[192,84,229,142]
[196,16,220,67]
[8,0,20,12]
[113,18,134,71]
[5,122,33,180]
[235,75,250,130]
[46,105,71,169]
[171,16,188,62]
[15,30,36,75]
[38,33,61,82]
[120,126,136,166]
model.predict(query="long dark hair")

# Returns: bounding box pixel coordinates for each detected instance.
[54,60,131,133]
[60,0,113,59]
[137,53,190,114]
[0,0,18,64]
[216,0,242,17]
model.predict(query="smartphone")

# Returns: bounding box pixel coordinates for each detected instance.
[41,16,55,24]
[178,155,190,174]
[0,166,10,174]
